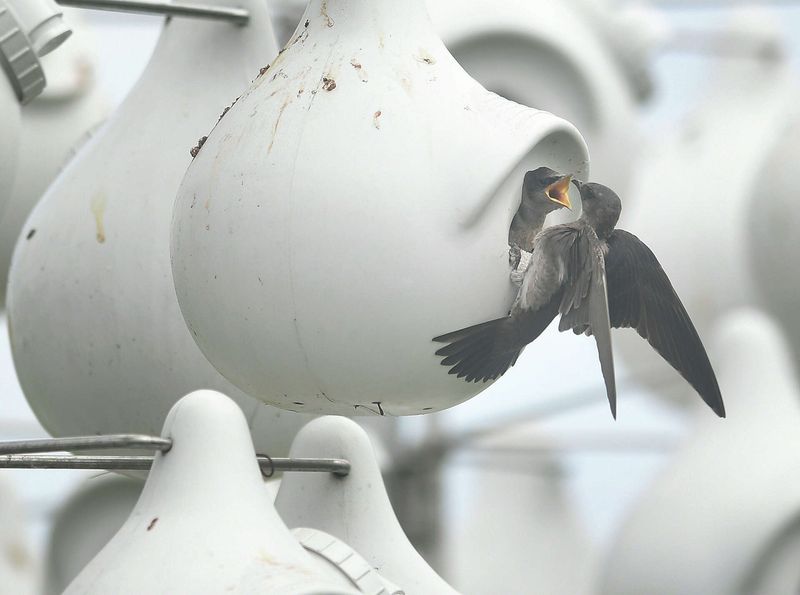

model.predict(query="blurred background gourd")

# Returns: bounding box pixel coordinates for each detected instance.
[0,9,108,308]
[6,0,313,457]
[171,0,589,415]
[601,310,800,595]
[613,10,796,409]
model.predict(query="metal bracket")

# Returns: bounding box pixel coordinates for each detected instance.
[55,0,249,25]
[0,434,350,475]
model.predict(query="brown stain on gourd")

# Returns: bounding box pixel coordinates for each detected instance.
[90,192,107,243]
[268,96,292,153]
[320,0,334,27]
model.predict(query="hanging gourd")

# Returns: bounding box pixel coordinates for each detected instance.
[7,0,313,457]
[171,0,589,416]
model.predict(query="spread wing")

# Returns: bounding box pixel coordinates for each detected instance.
[553,225,617,417]
[605,230,725,417]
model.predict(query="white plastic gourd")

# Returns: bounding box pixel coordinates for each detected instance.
[277,415,460,594]
[0,9,108,306]
[0,0,71,214]
[45,475,143,595]
[0,2,23,214]
[442,460,594,594]
[613,11,796,403]
[601,309,800,595]
[748,105,800,364]
[7,0,314,456]
[428,0,645,197]
[64,390,359,595]
[171,0,589,416]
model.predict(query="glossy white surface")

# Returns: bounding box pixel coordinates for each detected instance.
[0,9,108,306]
[64,390,359,594]
[429,0,644,197]
[277,416,460,594]
[7,1,314,457]
[172,0,588,415]
[44,475,142,595]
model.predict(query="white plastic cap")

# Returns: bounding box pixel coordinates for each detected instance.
[7,0,71,56]
[0,1,45,103]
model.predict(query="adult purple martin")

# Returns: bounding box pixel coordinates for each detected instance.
[433,177,725,419]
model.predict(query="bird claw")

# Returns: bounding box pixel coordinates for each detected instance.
[509,249,533,287]
[508,245,521,269]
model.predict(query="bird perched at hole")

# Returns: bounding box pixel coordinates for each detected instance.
[508,166,574,272]
[433,176,725,419]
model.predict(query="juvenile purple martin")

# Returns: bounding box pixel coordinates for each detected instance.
[433,177,725,419]
[508,167,573,270]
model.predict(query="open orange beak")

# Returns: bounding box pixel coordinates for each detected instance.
[545,175,573,210]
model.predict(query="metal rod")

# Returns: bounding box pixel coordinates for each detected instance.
[648,0,800,6]
[664,30,783,60]
[55,0,249,25]
[0,454,351,475]
[0,434,173,455]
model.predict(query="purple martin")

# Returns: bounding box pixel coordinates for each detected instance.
[433,176,725,419]
[508,167,573,270]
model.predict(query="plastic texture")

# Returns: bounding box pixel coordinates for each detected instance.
[428,0,643,198]
[0,1,25,215]
[171,0,589,416]
[293,528,405,595]
[6,0,70,57]
[45,475,143,595]
[63,390,359,594]
[601,309,800,595]
[7,0,315,458]
[277,416,461,595]
[0,2,45,103]
[0,8,108,306]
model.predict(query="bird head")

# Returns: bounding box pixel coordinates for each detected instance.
[523,167,573,212]
[571,179,622,237]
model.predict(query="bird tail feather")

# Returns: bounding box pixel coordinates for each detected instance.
[432,316,524,383]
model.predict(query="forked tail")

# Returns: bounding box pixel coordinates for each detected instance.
[432,317,526,383]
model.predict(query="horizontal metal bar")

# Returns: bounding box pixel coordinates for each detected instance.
[0,454,351,475]
[0,434,173,455]
[55,0,249,25]
[648,0,800,6]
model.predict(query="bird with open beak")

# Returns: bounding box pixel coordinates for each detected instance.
[508,167,573,272]
[433,173,725,419]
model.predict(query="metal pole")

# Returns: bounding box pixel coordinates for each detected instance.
[0,434,172,454]
[55,0,249,25]
[649,0,800,6]
[0,454,351,475]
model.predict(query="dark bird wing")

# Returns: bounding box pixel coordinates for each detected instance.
[553,225,617,417]
[605,229,725,417]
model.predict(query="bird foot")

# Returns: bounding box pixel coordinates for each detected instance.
[509,249,533,287]
[508,244,521,269]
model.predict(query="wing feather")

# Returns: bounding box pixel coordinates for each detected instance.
[605,230,725,417]
[555,225,617,417]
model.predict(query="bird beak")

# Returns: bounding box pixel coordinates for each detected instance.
[571,178,583,191]
[545,175,573,210]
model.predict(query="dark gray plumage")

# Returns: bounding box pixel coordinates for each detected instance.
[433,176,725,419]
[508,167,572,269]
